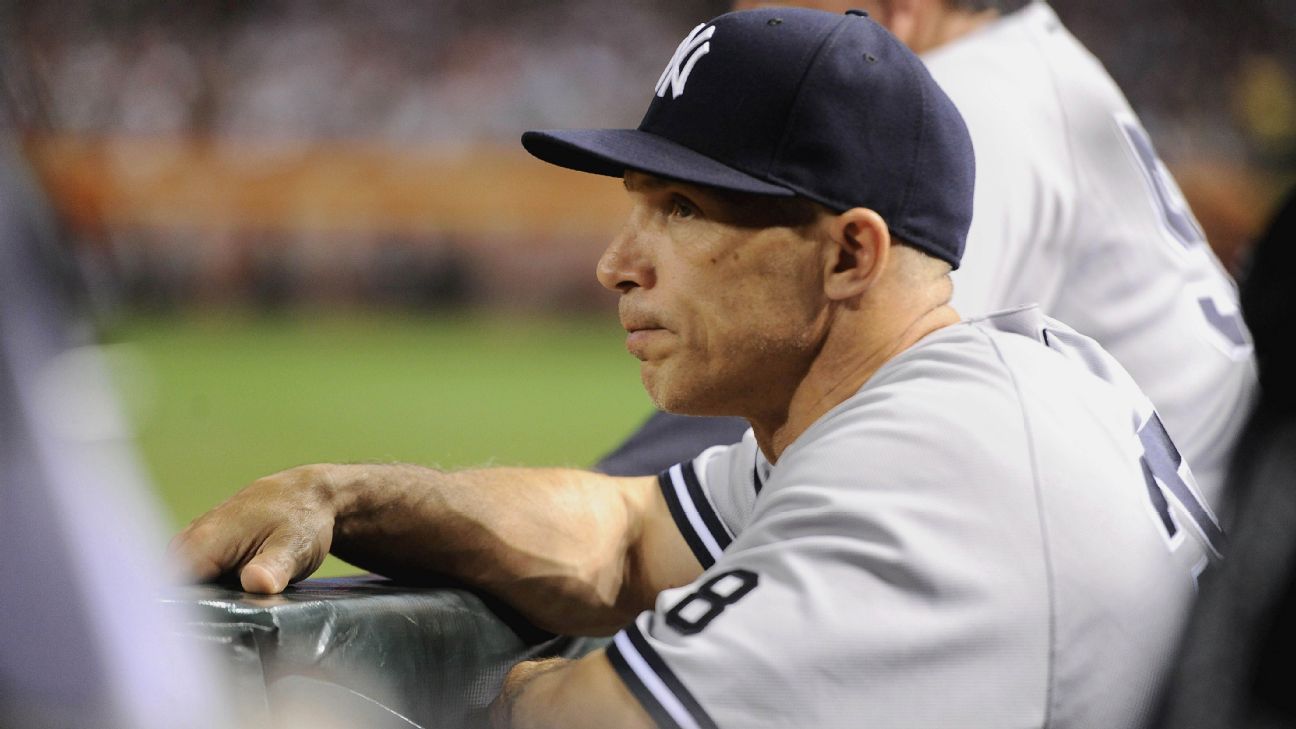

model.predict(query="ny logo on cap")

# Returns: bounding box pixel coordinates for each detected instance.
[655,23,715,99]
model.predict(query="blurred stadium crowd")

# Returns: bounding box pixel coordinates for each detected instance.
[1,0,1293,314]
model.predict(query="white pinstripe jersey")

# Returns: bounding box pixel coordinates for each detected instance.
[926,2,1255,510]
[606,307,1221,729]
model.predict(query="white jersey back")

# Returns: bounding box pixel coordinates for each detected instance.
[606,307,1222,729]
[924,2,1255,508]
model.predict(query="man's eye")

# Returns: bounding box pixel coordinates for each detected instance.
[670,197,698,219]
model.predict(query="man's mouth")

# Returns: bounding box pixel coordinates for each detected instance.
[620,299,671,358]
[623,323,668,360]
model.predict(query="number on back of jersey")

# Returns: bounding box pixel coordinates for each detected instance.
[1115,113,1250,359]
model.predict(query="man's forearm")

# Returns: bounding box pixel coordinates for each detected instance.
[171,459,699,634]
[322,463,651,634]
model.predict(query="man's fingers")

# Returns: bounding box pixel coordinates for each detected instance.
[167,525,231,584]
[239,527,327,594]
[240,561,286,594]
[240,539,299,594]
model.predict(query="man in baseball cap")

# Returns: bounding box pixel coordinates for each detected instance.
[172,9,1219,728]
[599,0,1256,519]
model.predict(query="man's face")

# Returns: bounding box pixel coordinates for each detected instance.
[597,171,831,419]
[732,0,893,25]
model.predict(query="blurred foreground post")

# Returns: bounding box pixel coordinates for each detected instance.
[0,131,234,729]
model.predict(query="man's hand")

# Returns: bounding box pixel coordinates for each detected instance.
[490,657,573,729]
[168,464,338,593]
[489,652,654,729]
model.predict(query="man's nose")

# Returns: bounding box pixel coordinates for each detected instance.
[596,224,655,293]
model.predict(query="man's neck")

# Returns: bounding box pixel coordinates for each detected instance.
[750,303,961,463]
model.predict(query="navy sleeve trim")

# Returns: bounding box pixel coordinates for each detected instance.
[657,462,732,568]
[606,621,720,729]
[681,461,733,549]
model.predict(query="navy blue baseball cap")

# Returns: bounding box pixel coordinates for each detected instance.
[522,7,975,268]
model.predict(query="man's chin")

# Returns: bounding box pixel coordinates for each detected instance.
[641,364,688,413]
[642,367,729,417]
[639,364,665,408]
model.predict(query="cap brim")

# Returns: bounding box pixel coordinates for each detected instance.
[521,129,794,197]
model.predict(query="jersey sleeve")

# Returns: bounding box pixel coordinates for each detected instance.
[657,429,760,569]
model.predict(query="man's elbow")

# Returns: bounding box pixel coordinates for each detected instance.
[501,564,643,636]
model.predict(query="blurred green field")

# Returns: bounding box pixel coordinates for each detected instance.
[106,309,654,577]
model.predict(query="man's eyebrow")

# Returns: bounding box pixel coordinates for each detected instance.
[623,174,672,193]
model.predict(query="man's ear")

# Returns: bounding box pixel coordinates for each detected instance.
[824,208,890,301]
